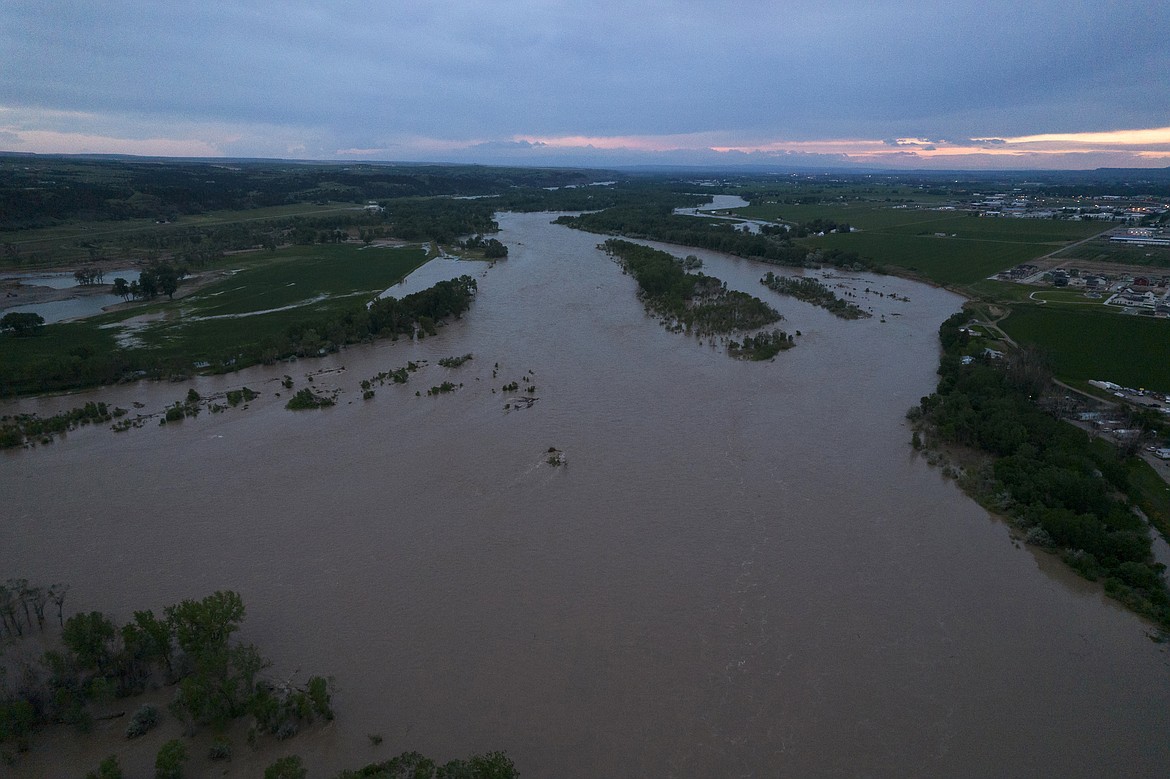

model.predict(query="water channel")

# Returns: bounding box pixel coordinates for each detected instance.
[3,212,1169,777]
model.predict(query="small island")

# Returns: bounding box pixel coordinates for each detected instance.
[602,239,788,359]
[760,271,871,319]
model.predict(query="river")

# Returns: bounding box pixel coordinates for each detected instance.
[3,212,1169,777]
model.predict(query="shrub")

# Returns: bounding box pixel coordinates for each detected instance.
[265,755,307,779]
[85,754,123,779]
[126,704,160,738]
[209,737,232,760]
[154,739,187,779]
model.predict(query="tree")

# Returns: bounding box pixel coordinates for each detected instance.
[157,265,179,300]
[0,312,45,336]
[166,590,244,658]
[48,583,70,628]
[0,584,23,637]
[122,609,175,680]
[113,277,131,302]
[483,238,508,258]
[166,591,263,727]
[26,584,48,630]
[138,268,158,299]
[62,611,118,675]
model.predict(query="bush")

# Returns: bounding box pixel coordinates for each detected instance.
[285,387,334,410]
[1024,526,1055,548]
[126,704,160,738]
[85,754,123,779]
[265,755,307,779]
[208,736,232,760]
[154,739,187,779]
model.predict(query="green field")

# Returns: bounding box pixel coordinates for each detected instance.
[812,231,1053,285]
[999,305,1170,390]
[184,244,427,317]
[121,244,427,356]
[0,243,429,394]
[1054,237,1170,269]
[734,202,1105,287]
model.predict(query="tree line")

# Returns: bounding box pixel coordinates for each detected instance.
[0,156,593,231]
[909,312,1170,628]
[557,202,876,271]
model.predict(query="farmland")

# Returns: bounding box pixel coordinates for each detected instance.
[733,201,1106,286]
[0,242,431,395]
[998,305,1170,391]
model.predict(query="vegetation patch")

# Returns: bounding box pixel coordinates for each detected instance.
[0,401,124,448]
[285,387,336,410]
[602,239,782,340]
[125,704,159,739]
[333,750,517,779]
[225,386,259,406]
[438,353,473,368]
[760,271,871,319]
[728,329,795,360]
[0,587,334,763]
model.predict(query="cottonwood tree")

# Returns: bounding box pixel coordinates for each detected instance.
[167,591,267,728]
[0,312,45,336]
[61,612,118,676]
[49,583,70,628]
[122,610,176,681]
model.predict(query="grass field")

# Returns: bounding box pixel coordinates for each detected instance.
[124,244,426,355]
[184,244,427,317]
[812,231,1054,285]
[999,305,1170,389]
[1054,237,1170,269]
[734,202,1105,287]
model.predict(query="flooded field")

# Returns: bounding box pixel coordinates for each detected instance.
[3,213,1169,777]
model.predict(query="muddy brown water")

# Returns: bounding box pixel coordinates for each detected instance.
[4,212,1170,777]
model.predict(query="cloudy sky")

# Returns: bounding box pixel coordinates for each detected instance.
[2,1,1168,169]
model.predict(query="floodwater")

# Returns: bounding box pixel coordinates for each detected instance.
[673,194,772,233]
[1,268,137,323]
[3,213,1170,777]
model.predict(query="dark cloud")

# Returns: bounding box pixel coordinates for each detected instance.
[1,1,1168,164]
